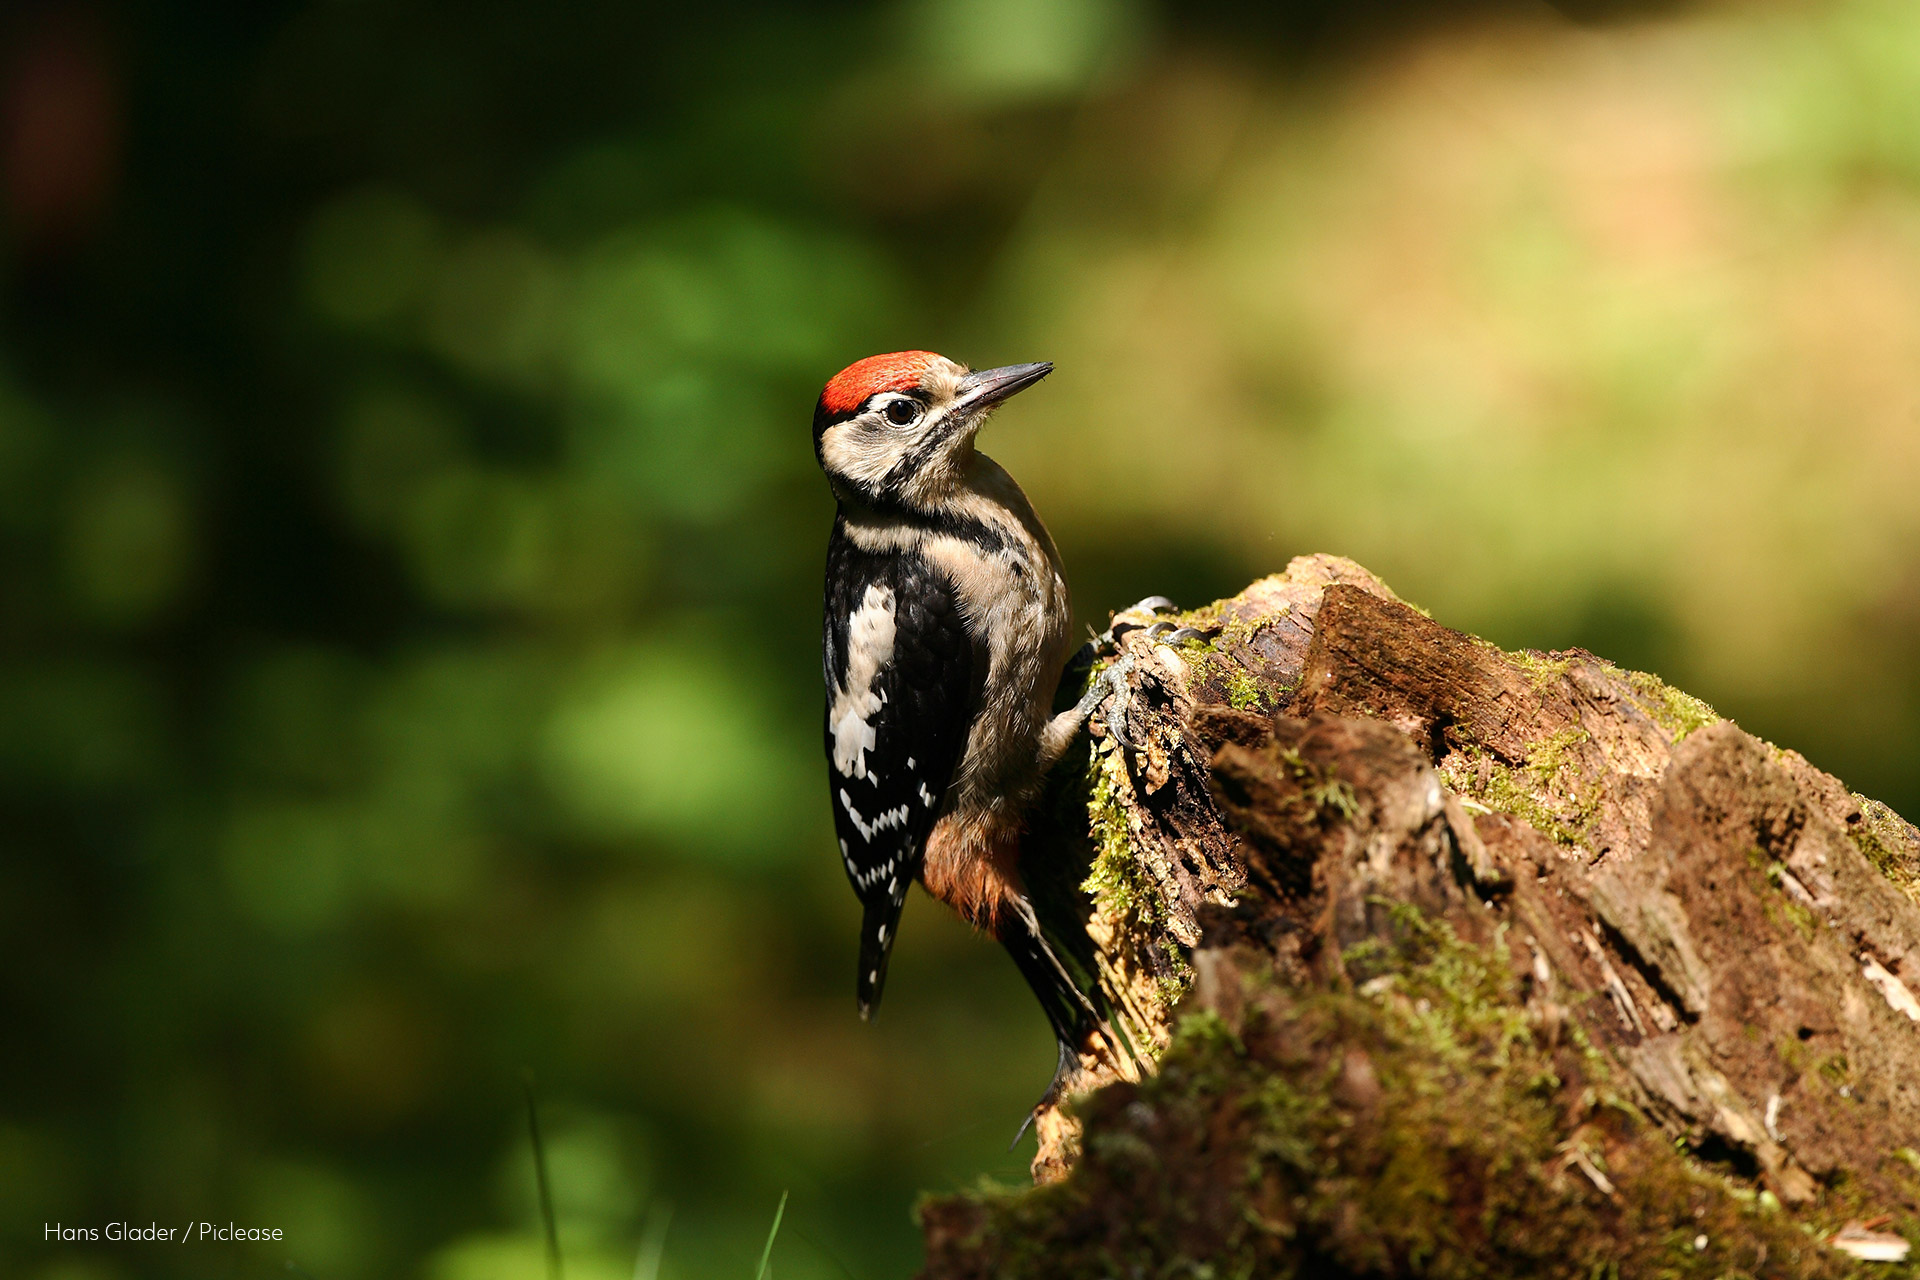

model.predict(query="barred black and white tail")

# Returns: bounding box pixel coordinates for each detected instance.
[856,892,909,1020]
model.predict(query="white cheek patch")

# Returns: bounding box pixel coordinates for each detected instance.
[829,584,896,778]
[822,421,911,491]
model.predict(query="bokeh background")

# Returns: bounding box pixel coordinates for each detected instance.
[6,0,1920,1276]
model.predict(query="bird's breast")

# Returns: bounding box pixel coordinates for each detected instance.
[833,462,1074,812]
[919,530,1071,812]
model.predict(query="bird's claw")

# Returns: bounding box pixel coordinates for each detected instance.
[1102,595,1179,647]
[1013,1024,1136,1150]
[1010,1038,1081,1149]
[1140,619,1207,644]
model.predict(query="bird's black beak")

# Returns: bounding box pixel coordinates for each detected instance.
[955,361,1053,414]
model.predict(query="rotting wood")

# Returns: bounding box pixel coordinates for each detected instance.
[923,554,1920,1278]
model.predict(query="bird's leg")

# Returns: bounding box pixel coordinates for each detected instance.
[1036,654,1135,772]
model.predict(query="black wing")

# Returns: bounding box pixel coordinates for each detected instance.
[822,520,978,1019]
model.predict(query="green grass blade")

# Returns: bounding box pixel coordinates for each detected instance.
[752,1191,788,1280]
[523,1073,564,1280]
[632,1202,673,1280]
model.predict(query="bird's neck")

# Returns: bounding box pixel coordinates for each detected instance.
[836,452,1055,564]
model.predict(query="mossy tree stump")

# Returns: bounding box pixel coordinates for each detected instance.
[921,555,1920,1279]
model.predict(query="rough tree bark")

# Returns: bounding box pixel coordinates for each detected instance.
[919,555,1920,1279]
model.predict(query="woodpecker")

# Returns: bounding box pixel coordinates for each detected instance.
[814,350,1118,1073]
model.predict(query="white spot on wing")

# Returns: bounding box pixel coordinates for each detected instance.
[829,584,895,779]
[839,789,910,848]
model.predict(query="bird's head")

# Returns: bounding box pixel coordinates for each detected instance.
[812,351,1052,510]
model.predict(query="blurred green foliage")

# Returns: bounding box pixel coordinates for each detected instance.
[5,0,1920,1277]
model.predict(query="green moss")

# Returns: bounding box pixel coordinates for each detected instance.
[1080,745,1194,1014]
[1438,736,1599,852]
[1495,647,1718,744]
[1214,609,1271,650]
[1852,800,1902,877]
[1170,626,1276,714]
[1171,1005,1243,1056]
[1510,649,1573,689]
[1850,794,1920,907]
[1263,746,1360,825]
[1170,641,1221,704]
[1529,725,1589,778]
[1157,936,1194,1007]
[927,903,1883,1279]
[1244,908,1573,1271]
[1222,667,1266,712]
[1622,669,1720,742]
[1309,773,1358,821]
[1082,749,1151,922]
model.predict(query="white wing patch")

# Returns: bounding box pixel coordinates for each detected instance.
[829,583,896,779]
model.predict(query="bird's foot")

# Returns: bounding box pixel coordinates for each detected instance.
[1060,596,1173,751]
[1059,595,1217,758]
[1098,595,1178,649]
[1070,595,1212,668]
[1011,1036,1089,1149]
[1072,652,1132,717]
[1085,654,1137,751]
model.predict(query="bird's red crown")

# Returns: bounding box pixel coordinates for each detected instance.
[819,351,943,417]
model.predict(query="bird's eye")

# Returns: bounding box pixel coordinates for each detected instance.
[883,398,921,426]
